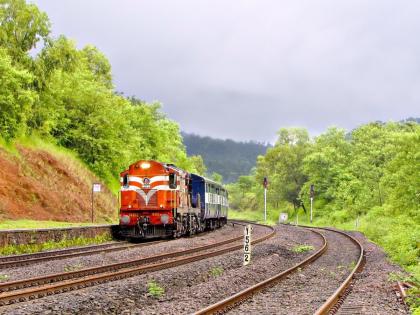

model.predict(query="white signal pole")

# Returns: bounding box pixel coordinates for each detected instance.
[263,177,268,223]
[310,197,313,223]
[264,188,267,222]
[310,184,315,224]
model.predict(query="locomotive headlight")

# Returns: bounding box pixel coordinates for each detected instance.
[140,162,151,169]
[120,215,130,225]
[160,214,169,225]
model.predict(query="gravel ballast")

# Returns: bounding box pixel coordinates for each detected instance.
[230,229,361,314]
[1,224,319,314]
[0,224,245,282]
[335,231,409,315]
[0,224,409,314]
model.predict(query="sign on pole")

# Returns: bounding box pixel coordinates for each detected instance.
[243,224,252,265]
[263,177,268,223]
[310,184,315,223]
[279,212,288,223]
[91,183,102,223]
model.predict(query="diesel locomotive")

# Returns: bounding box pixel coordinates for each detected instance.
[119,160,228,239]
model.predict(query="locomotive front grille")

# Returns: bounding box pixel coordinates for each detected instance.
[143,225,173,237]
[136,189,158,207]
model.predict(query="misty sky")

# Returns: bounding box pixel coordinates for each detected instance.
[34,0,420,142]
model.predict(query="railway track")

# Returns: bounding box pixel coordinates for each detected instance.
[0,222,275,306]
[194,225,365,315]
[0,240,166,269]
[0,224,235,269]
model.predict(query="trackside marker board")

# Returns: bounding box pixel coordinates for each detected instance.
[243,224,252,265]
[93,183,101,192]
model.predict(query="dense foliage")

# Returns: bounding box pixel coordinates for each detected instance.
[0,0,204,188]
[183,133,270,183]
[228,123,420,288]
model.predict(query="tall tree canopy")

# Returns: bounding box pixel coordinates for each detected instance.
[0,0,205,185]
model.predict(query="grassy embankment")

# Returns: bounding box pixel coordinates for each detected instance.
[0,233,112,256]
[0,136,119,254]
[0,220,97,230]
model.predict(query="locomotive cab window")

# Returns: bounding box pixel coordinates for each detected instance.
[123,174,129,188]
[169,173,177,189]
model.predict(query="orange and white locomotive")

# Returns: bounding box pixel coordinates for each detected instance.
[119,160,228,239]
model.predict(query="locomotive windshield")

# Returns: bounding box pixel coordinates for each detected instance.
[123,174,129,188]
[169,173,177,189]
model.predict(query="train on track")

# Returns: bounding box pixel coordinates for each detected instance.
[119,160,228,239]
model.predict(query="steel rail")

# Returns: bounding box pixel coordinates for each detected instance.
[0,223,275,306]
[0,241,167,269]
[0,234,243,293]
[312,227,365,315]
[0,222,241,268]
[194,228,327,315]
[194,224,365,315]
[0,241,128,263]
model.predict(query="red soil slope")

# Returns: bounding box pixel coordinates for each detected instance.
[0,145,117,222]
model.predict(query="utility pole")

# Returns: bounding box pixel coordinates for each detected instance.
[263,177,268,223]
[310,184,315,223]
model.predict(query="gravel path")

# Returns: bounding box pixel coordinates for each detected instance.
[0,224,321,314]
[229,229,361,315]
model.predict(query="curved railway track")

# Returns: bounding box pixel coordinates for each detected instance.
[0,222,275,306]
[194,224,365,315]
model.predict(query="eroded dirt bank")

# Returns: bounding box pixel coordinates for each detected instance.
[0,144,116,223]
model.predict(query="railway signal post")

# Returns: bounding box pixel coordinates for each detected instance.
[310,184,315,223]
[263,177,268,223]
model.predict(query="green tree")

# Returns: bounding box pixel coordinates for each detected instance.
[256,128,310,211]
[211,172,223,183]
[189,155,207,175]
[0,48,35,139]
[81,45,112,88]
[0,0,50,65]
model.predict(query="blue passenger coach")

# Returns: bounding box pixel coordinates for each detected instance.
[190,174,228,228]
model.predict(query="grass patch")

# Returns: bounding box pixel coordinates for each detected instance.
[292,244,314,253]
[228,209,278,225]
[0,219,99,230]
[147,280,165,298]
[64,263,83,272]
[209,266,224,277]
[0,233,112,256]
[0,274,8,282]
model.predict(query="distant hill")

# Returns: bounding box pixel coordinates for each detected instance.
[400,117,420,124]
[182,133,270,183]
